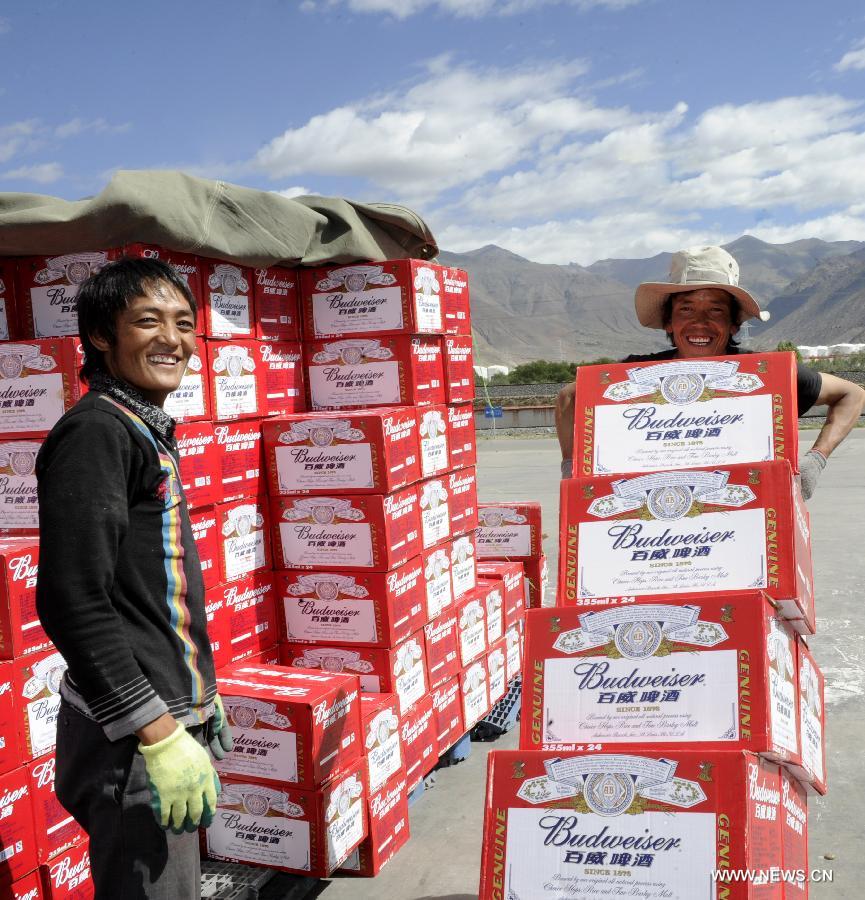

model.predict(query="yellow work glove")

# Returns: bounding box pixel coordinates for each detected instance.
[207,695,234,760]
[139,723,220,832]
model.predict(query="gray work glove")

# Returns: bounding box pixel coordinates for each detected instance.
[561,458,573,479]
[799,450,827,500]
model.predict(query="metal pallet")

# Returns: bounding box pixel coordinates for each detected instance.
[472,675,522,741]
[201,861,318,900]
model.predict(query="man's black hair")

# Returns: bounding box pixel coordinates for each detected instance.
[76,256,197,382]
[661,293,740,351]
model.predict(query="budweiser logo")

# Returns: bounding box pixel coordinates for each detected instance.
[214,425,259,446]
[9,552,38,582]
[193,517,217,532]
[49,850,91,888]
[260,345,300,364]
[782,779,807,824]
[255,270,295,289]
[0,680,11,696]
[383,493,417,515]
[383,414,416,436]
[0,783,28,811]
[32,756,56,788]
[748,763,780,806]
[224,582,273,605]
[386,566,422,593]
[370,778,407,817]
[177,433,214,451]
[17,888,38,900]
[448,408,472,426]
[312,689,358,726]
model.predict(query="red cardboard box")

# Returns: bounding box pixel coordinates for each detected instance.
[215,662,362,789]
[243,646,281,667]
[175,422,219,509]
[300,260,447,339]
[486,638,508,707]
[206,340,263,422]
[262,408,420,496]
[479,749,784,900]
[442,335,474,403]
[558,461,815,633]
[339,769,410,877]
[422,541,455,622]
[572,351,799,477]
[281,632,428,717]
[418,477,451,550]
[253,266,300,342]
[440,265,471,335]
[200,259,255,339]
[207,761,367,877]
[0,259,19,340]
[399,693,437,789]
[17,252,116,338]
[0,538,50,658]
[190,505,220,590]
[780,768,809,896]
[431,677,464,753]
[0,765,39,882]
[790,638,827,794]
[26,754,84,863]
[0,660,23,776]
[418,405,449,479]
[10,869,43,899]
[523,553,550,609]
[270,486,421,572]
[215,498,272,584]
[477,561,526,629]
[204,582,232,672]
[254,341,304,417]
[504,625,521,684]
[358,693,403,795]
[456,592,487,668]
[475,580,504,647]
[276,559,426,648]
[520,595,800,762]
[39,839,93,898]
[451,533,478,604]
[14,649,66,762]
[163,351,211,423]
[459,659,490,729]
[0,338,82,439]
[424,612,460,689]
[0,440,41,535]
[213,420,263,503]
[477,501,543,560]
[447,467,478,537]
[225,573,278,664]
[447,403,476,470]
[305,334,445,411]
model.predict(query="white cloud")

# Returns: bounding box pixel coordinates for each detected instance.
[0,17,10,35]
[54,117,130,139]
[2,162,64,184]
[0,120,40,164]
[272,186,312,198]
[835,39,865,72]
[305,0,640,18]
[749,211,865,244]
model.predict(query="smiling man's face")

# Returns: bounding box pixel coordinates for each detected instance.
[666,288,738,358]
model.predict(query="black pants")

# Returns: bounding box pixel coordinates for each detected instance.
[54,700,204,900]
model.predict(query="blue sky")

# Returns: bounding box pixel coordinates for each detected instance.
[3,0,865,264]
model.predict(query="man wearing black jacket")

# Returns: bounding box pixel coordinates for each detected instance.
[36,258,232,898]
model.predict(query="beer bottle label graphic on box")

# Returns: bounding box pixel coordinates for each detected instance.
[163,351,210,422]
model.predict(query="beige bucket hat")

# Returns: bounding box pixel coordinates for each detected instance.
[635,245,770,328]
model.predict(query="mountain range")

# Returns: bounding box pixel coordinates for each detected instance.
[438,236,865,365]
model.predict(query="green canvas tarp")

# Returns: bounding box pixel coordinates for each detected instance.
[0,170,438,266]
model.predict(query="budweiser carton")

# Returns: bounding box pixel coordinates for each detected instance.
[10,869,43,899]
[305,335,445,410]
[17,252,115,338]
[26,754,84,863]
[475,580,504,647]
[276,560,426,648]
[0,538,49,658]
[215,663,362,789]
[572,352,799,477]
[206,760,368,877]
[780,768,808,897]
[460,659,490,729]
[215,498,272,584]
[456,592,487,668]
[262,408,420,496]
[451,533,478,603]
[418,405,449,479]
[254,341,304,417]
[400,693,438,789]
[213,421,263,503]
[253,266,300,341]
[205,582,232,671]
[243,646,281,667]
[0,440,41,534]
[175,422,218,509]
[523,553,550,609]
[448,467,479,537]
[487,638,508,707]
[0,765,39,882]
[190,505,220,590]
[0,259,19,340]
[790,638,827,794]
[162,351,211,422]
[39,840,93,898]
[447,402,477,471]
[358,693,403,794]
[477,561,526,629]
[0,338,82,439]
[14,649,66,761]
[479,749,784,900]
[422,541,455,622]
[504,626,521,684]
[477,501,543,560]
[300,260,447,338]
[431,676,464,752]
[199,259,255,338]
[224,574,278,664]
[440,265,471,335]
[558,462,815,633]
[281,632,428,716]
[520,595,800,761]
[206,340,262,421]
[442,335,474,404]
[339,770,410,877]
[424,612,461,689]
[0,660,23,776]
[270,486,421,572]
[418,477,451,550]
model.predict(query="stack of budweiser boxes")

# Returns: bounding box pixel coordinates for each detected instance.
[480,352,827,899]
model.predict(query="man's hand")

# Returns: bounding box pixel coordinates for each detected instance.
[139,722,220,832]
[799,449,827,501]
[207,695,234,760]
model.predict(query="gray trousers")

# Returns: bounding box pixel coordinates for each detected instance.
[54,699,205,900]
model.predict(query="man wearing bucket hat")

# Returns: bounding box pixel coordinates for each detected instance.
[35,257,233,898]
[556,245,865,498]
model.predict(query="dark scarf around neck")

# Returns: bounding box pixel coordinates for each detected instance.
[87,370,177,447]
